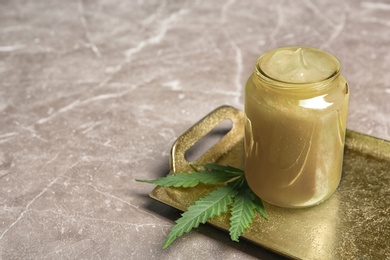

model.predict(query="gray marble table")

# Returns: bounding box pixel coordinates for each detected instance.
[1,0,389,259]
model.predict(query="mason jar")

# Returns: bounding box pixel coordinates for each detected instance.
[244,46,349,208]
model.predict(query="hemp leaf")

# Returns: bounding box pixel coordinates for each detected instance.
[136,164,268,248]
[229,180,268,242]
[162,182,238,249]
[136,166,241,188]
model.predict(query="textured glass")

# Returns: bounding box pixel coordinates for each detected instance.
[245,46,350,208]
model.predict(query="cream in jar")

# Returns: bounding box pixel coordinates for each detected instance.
[244,46,349,208]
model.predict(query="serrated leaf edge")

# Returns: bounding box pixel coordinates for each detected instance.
[136,169,241,188]
[229,188,257,242]
[162,183,238,249]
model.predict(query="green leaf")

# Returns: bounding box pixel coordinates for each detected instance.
[136,163,268,248]
[229,185,257,242]
[252,192,268,220]
[136,170,241,188]
[162,183,238,249]
[229,179,268,242]
[203,163,244,175]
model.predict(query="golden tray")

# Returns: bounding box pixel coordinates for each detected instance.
[150,106,390,259]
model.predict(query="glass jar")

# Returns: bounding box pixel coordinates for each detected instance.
[244,46,349,208]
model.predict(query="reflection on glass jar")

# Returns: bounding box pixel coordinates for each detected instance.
[244,46,349,208]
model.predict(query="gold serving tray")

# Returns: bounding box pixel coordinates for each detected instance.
[150,106,390,259]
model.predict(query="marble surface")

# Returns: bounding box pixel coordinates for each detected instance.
[1,0,389,259]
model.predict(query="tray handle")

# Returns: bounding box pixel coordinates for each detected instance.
[170,106,245,173]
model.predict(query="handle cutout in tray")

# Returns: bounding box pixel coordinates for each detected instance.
[170,106,245,173]
[184,119,233,162]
